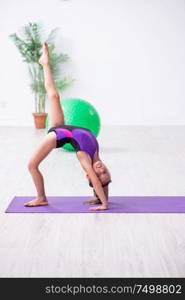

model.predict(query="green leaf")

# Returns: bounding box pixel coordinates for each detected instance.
[9,22,74,109]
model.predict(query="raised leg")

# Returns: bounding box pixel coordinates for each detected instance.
[39,43,64,128]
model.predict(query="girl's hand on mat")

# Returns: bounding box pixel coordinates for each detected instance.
[83,198,102,205]
[89,205,108,211]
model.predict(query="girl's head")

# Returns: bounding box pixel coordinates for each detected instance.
[92,160,111,186]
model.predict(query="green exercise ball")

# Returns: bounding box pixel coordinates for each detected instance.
[45,97,101,151]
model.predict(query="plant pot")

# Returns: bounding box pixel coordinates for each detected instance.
[32,113,48,129]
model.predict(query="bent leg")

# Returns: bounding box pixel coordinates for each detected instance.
[25,132,56,206]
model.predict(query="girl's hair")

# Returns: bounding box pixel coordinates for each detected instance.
[88,180,112,188]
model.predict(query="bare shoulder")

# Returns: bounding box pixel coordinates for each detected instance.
[76,151,91,161]
[76,151,92,169]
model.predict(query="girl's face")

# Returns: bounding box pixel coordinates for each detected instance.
[93,161,111,185]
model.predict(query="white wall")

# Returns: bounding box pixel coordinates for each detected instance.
[0,0,185,126]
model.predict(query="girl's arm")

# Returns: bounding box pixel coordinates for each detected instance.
[93,186,108,203]
[103,185,109,201]
[79,156,108,210]
[88,170,108,210]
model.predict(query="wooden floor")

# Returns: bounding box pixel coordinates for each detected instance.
[0,126,185,277]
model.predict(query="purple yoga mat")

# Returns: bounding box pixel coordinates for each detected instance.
[5,196,185,213]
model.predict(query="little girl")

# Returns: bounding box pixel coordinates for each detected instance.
[24,43,111,211]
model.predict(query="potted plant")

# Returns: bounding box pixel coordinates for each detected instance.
[10,22,73,128]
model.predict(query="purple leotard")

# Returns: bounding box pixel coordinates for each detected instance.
[47,125,99,160]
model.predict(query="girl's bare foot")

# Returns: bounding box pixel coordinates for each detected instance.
[38,42,50,66]
[24,197,48,207]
